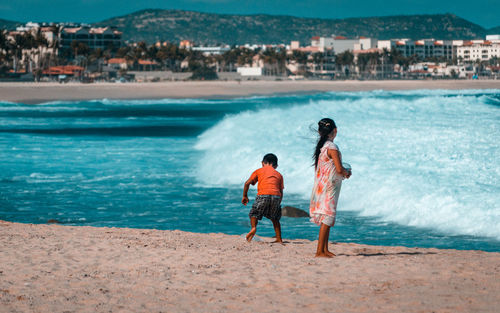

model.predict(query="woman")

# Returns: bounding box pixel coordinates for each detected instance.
[310,118,351,257]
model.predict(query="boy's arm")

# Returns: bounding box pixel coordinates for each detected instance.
[242,178,253,206]
[242,171,258,205]
[279,176,284,201]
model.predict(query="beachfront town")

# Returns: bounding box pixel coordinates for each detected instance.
[1,22,500,82]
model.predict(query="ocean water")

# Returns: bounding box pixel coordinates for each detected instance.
[1,90,499,252]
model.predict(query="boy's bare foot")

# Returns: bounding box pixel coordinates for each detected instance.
[272,239,284,245]
[246,228,257,242]
[315,252,334,258]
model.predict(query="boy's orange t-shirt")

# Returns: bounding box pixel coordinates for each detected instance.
[248,165,284,196]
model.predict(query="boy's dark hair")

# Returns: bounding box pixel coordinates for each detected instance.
[262,153,278,167]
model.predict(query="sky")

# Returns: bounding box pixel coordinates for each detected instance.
[0,0,498,28]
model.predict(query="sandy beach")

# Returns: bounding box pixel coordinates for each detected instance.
[0,80,499,103]
[0,221,498,312]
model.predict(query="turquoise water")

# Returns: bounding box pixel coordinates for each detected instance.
[1,90,499,251]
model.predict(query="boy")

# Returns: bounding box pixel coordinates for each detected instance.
[242,153,284,243]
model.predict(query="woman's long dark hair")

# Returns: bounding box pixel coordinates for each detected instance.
[313,118,336,169]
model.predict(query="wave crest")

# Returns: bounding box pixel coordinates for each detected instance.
[195,90,500,239]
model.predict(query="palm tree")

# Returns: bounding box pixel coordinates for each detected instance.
[89,48,105,73]
[489,56,499,67]
[336,51,354,78]
[356,53,369,77]
[46,26,61,68]
[0,30,10,75]
[32,28,49,80]
[0,30,8,55]
[311,52,323,73]
[12,33,36,73]
[220,48,241,72]
[261,48,287,76]
[368,52,381,78]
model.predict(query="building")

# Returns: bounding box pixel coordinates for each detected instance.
[59,26,122,51]
[456,38,500,62]
[237,67,262,76]
[155,41,170,48]
[179,40,193,49]
[290,41,300,50]
[377,39,455,60]
[191,46,231,55]
[311,36,377,53]
[377,35,499,62]
[486,35,500,40]
[39,27,58,45]
[9,22,58,47]
[137,59,159,71]
[15,22,41,32]
[355,37,378,51]
[106,58,129,70]
[42,65,84,77]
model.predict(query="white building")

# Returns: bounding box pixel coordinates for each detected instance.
[15,22,40,32]
[11,22,58,46]
[191,46,230,55]
[355,37,378,51]
[456,39,500,62]
[237,67,262,76]
[311,36,377,53]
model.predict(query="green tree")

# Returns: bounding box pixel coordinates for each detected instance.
[336,50,354,77]
[0,31,9,72]
[190,64,218,80]
[70,40,90,59]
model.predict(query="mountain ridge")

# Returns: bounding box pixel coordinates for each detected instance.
[93,9,494,44]
[1,10,499,45]
[0,18,21,30]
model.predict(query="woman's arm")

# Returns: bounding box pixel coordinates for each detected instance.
[327,149,351,179]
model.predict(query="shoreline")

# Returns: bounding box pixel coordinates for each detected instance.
[1,80,499,104]
[1,220,499,312]
[3,219,500,253]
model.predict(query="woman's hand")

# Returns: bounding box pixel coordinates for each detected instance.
[345,169,352,179]
[327,148,352,179]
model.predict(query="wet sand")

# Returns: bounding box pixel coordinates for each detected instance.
[0,80,499,104]
[1,221,498,312]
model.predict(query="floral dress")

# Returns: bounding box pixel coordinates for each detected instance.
[309,140,343,226]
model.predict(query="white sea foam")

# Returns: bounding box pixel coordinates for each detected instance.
[195,90,500,239]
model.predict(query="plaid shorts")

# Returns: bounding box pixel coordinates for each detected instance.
[249,195,282,221]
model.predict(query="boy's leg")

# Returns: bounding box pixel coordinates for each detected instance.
[271,219,283,243]
[316,223,332,258]
[246,217,258,242]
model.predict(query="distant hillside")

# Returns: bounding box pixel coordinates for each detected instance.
[487,26,500,34]
[94,9,490,45]
[0,18,21,30]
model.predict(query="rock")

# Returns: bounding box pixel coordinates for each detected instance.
[281,206,309,218]
[47,219,61,224]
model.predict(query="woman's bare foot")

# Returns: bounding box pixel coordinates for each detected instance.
[325,250,336,257]
[272,239,284,245]
[246,228,256,242]
[315,252,333,258]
